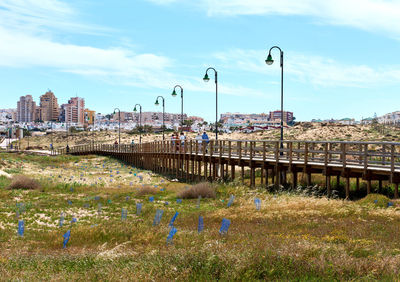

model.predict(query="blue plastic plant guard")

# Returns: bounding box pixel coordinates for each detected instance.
[169,212,179,227]
[198,216,204,233]
[166,226,177,244]
[219,218,231,235]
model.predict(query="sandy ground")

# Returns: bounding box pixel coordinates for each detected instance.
[0,170,11,178]
[13,123,400,150]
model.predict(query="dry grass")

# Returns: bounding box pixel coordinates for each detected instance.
[135,185,158,196]
[177,182,216,199]
[7,175,41,190]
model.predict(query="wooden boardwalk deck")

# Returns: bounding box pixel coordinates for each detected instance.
[56,140,400,199]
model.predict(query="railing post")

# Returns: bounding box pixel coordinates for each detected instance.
[391,144,395,183]
[304,142,308,166]
[238,141,242,160]
[324,142,328,168]
[342,143,347,169]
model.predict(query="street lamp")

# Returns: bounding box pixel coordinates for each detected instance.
[113,108,121,144]
[203,67,219,140]
[133,104,142,144]
[266,46,284,149]
[66,121,69,147]
[171,85,184,132]
[50,121,53,151]
[155,96,165,140]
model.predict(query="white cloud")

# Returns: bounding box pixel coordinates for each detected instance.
[0,0,285,98]
[0,0,106,35]
[213,49,400,87]
[0,0,176,90]
[146,0,178,4]
[149,0,400,38]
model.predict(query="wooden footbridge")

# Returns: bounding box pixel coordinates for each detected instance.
[56,140,400,199]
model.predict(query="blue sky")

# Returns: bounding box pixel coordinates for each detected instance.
[0,0,399,121]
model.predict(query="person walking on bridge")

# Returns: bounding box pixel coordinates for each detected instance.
[202,131,209,153]
[195,132,202,152]
[179,132,186,152]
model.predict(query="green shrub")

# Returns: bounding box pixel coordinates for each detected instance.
[357,193,392,208]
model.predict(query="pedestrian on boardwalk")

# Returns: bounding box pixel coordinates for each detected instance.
[171,134,175,150]
[179,132,186,151]
[195,132,202,152]
[173,133,179,152]
[202,131,209,153]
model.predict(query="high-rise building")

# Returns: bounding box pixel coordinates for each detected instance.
[269,110,294,124]
[17,95,36,122]
[39,90,59,121]
[64,97,85,125]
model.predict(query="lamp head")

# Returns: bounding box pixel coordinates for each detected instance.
[155,99,159,106]
[265,54,274,65]
[133,106,137,112]
[171,89,177,97]
[203,73,210,82]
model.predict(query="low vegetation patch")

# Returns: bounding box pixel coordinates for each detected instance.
[2,153,400,280]
[7,175,41,190]
[177,182,216,199]
[136,185,157,196]
[358,193,392,208]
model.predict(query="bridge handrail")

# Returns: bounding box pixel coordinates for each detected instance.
[59,140,400,176]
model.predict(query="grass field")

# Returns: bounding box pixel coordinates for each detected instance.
[1,153,400,280]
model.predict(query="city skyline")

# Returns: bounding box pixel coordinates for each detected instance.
[0,1,399,121]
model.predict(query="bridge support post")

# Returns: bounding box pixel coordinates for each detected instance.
[260,168,264,185]
[197,161,201,181]
[307,173,312,187]
[241,165,245,184]
[231,164,235,180]
[326,175,331,197]
[367,179,372,194]
[345,177,350,200]
[220,163,225,180]
[395,183,399,199]
[212,163,217,181]
[265,168,269,187]
[356,177,360,191]
[276,166,281,188]
[336,175,340,188]
[250,167,255,187]
[271,169,275,185]
[282,171,287,186]
[292,170,297,189]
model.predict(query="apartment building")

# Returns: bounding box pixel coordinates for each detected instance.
[269,110,294,124]
[39,90,59,121]
[62,97,85,125]
[17,95,36,122]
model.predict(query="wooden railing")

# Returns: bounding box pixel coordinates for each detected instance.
[57,140,400,172]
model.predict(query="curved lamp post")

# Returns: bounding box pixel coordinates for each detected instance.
[265,46,284,149]
[171,85,184,132]
[113,108,121,144]
[203,67,218,140]
[133,104,142,144]
[155,96,165,140]
[66,121,69,147]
